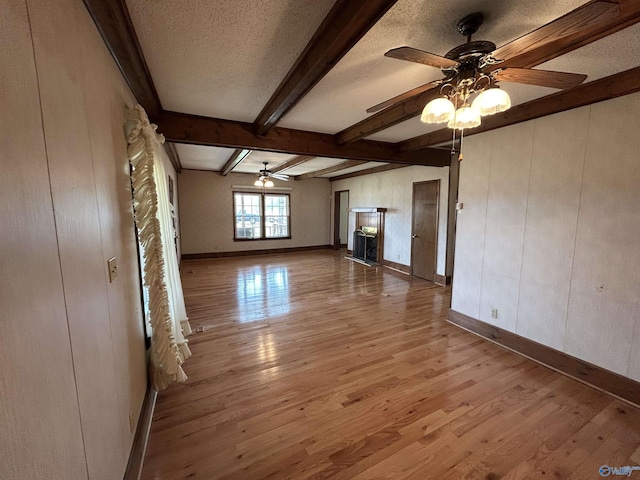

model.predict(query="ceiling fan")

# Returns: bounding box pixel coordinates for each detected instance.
[254,162,289,187]
[367,1,619,129]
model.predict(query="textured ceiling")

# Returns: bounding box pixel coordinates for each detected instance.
[127,0,640,176]
[126,0,335,121]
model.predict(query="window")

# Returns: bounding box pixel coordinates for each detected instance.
[234,192,290,240]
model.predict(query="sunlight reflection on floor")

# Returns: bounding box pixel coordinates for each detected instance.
[236,265,290,322]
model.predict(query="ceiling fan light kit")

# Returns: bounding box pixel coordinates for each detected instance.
[254,177,276,187]
[421,78,511,130]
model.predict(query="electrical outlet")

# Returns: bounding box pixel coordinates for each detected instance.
[490,308,498,319]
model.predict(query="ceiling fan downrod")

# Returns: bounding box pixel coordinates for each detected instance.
[457,12,484,42]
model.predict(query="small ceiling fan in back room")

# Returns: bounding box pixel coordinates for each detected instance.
[368,1,620,134]
[254,162,289,187]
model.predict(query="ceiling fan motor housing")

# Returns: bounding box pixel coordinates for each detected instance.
[445,40,496,61]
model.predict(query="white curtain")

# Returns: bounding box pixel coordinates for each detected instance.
[125,104,191,391]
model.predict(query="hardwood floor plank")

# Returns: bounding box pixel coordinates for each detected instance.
[141,250,640,479]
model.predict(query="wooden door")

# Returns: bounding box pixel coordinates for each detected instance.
[411,180,439,281]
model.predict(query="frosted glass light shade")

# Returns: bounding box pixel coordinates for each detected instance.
[421,97,455,124]
[448,105,481,130]
[254,179,263,187]
[264,180,274,188]
[472,88,511,116]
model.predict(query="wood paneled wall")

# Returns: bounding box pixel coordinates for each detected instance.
[1,1,148,478]
[452,92,640,382]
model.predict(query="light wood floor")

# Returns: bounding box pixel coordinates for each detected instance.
[142,250,640,479]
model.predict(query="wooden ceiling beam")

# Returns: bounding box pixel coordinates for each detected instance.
[330,163,410,181]
[83,0,162,119]
[336,87,440,145]
[220,149,252,176]
[336,0,640,145]
[296,160,368,180]
[499,0,640,70]
[271,155,315,173]
[157,111,451,167]
[492,1,621,65]
[398,65,640,151]
[253,0,399,136]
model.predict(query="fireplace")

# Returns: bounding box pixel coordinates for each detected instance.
[353,227,378,263]
[347,208,386,265]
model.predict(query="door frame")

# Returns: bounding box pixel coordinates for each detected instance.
[333,190,349,250]
[410,180,440,280]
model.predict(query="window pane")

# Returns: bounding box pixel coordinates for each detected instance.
[265,194,289,238]
[234,193,262,239]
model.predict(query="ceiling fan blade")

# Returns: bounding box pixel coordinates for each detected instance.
[271,173,289,181]
[385,47,458,69]
[492,1,619,62]
[366,82,440,114]
[494,67,587,89]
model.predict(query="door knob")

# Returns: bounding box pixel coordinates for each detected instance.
[412,234,419,239]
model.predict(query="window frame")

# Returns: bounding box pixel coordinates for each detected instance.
[233,191,291,241]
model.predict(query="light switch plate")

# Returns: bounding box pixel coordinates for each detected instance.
[108,257,118,283]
